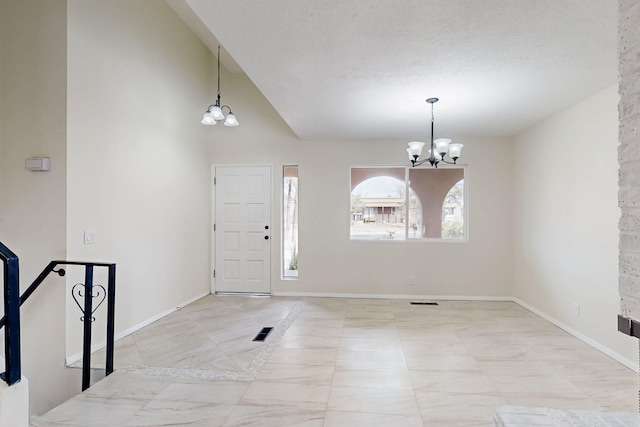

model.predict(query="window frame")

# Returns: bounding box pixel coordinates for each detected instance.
[350,165,468,243]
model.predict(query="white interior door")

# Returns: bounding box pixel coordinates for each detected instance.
[214,165,271,294]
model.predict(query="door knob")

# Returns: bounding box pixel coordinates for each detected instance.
[265,225,269,230]
[264,236,269,240]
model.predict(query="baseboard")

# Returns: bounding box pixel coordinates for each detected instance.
[65,291,210,366]
[273,291,514,301]
[512,297,638,372]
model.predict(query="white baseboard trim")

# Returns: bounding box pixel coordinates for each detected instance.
[273,291,514,301]
[65,291,210,366]
[512,297,638,373]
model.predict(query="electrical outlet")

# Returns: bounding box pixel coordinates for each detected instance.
[573,303,581,318]
[408,275,415,285]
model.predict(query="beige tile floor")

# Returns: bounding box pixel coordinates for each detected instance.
[32,295,639,426]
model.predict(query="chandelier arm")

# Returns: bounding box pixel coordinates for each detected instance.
[438,159,457,165]
[412,158,457,167]
[412,158,434,167]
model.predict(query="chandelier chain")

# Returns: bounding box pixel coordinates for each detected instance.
[217,46,221,99]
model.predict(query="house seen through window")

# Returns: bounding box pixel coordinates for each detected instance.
[350,167,465,241]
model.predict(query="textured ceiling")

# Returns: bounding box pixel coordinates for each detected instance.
[172,0,618,141]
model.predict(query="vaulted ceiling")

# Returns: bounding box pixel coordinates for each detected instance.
[168,0,618,141]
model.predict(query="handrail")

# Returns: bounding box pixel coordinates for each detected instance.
[0,242,116,391]
[1,241,21,386]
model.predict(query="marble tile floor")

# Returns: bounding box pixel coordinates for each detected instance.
[32,295,639,426]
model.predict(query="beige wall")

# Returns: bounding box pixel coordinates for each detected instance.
[513,84,637,365]
[3,0,213,417]
[65,0,212,357]
[0,0,75,416]
[209,73,515,298]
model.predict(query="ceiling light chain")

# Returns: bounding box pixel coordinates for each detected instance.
[201,46,239,127]
[407,98,463,168]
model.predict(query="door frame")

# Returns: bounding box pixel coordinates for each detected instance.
[211,163,274,294]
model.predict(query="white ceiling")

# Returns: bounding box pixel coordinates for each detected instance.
[169,0,618,141]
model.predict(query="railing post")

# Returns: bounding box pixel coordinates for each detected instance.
[81,265,94,391]
[1,253,21,385]
[105,264,116,376]
[2,252,117,392]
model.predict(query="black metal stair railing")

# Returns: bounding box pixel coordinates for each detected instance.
[0,241,116,391]
[1,241,21,386]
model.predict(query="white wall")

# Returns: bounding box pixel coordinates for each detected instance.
[209,73,514,298]
[0,0,77,416]
[66,0,212,358]
[513,84,638,365]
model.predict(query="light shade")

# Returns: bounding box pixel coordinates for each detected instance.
[448,143,464,159]
[201,111,217,125]
[406,147,415,161]
[224,113,239,127]
[435,138,451,155]
[407,141,425,159]
[210,105,225,120]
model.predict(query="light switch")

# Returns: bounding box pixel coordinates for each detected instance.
[84,230,96,244]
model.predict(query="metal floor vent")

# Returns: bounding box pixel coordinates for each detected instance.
[410,301,439,306]
[253,327,274,342]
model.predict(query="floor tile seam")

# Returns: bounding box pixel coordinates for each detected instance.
[233,400,330,414]
[326,395,422,418]
[328,381,419,394]
[80,389,164,404]
[337,346,405,356]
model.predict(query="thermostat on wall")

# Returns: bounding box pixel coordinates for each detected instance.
[25,157,50,172]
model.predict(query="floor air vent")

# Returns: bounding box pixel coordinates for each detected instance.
[410,302,439,306]
[253,327,274,342]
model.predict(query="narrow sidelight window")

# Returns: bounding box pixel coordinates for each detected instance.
[283,166,299,277]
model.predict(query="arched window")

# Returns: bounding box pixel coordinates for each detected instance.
[442,179,464,239]
[351,172,419,240]
[407,167,464,239]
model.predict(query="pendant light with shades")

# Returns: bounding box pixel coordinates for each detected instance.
[407,98,463,167]
[201,46,239,127]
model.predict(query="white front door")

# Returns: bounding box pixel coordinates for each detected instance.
[213,165,271,294]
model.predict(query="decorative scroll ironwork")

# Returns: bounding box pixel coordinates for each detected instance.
[71,283,106,322]
[0,253,116,391]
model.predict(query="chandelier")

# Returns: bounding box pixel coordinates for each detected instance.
[201,46,239,127]
[407,98,462,167]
